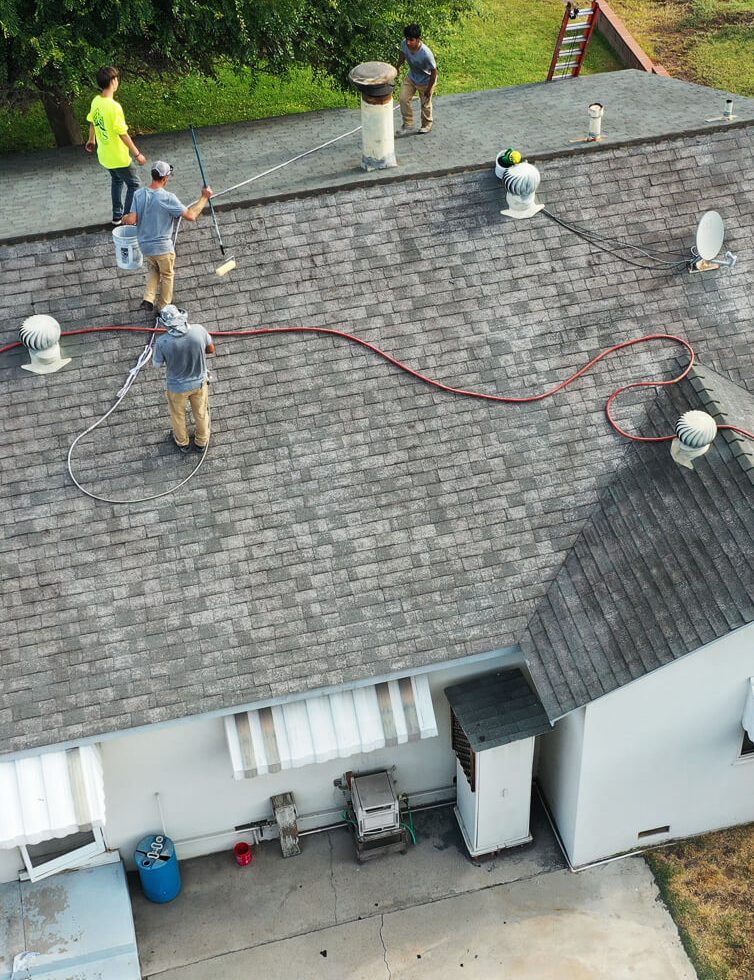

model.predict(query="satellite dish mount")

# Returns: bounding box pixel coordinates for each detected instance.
[688,210,737,274]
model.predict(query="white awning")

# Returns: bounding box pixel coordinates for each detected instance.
[225,674,438,779]
[0,745,106,849]
[743,678,754,740]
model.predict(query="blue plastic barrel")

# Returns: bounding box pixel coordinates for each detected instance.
[134,834,181,903]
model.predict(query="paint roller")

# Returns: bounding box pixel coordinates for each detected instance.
[190,126,237,277]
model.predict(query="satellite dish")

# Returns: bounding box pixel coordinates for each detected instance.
[695,211,724,260]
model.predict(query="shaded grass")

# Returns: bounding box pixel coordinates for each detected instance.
[608,0,754,96]
[646,823,754,980]
[0,0,619,154]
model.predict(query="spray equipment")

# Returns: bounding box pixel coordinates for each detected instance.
[688,210,737,273]
[19,315,71,374]
[189,126,236,277]
[671,411,717,470]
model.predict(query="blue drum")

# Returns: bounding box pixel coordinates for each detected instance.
[134,834,181,903]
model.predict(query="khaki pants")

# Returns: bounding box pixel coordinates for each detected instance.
[400,78,433,130]
[166,382,210,448]
[145,252,176,309]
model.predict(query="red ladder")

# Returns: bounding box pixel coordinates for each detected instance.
[547,2,600,81]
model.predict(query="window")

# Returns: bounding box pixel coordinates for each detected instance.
[21,827,106,882]
[741,730,754,758]
[451,710,476,791]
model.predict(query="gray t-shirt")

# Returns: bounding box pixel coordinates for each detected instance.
[153,324,212,393]
[401,40,437,86]
[132,187,186,256]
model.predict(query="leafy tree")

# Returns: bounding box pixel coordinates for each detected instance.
[0,0,472,146]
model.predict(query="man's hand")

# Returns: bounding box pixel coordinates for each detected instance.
[201,186,214,199]
[85,141,96,154]
[135,152,147,166]
[121,213,137,226]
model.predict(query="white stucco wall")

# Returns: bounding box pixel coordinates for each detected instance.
[0,651,523,882]
[541,622,754,867]
[536,706,585,857]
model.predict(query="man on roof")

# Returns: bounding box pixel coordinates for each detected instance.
[121,162,213,314]
[396,23,438,136]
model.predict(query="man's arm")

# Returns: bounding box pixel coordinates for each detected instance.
[426,67,438,96]
[206,342,216,355]
[119,133,146,166]
[86,124,96,154]
[182,187,214,223]
[397,51,405,71]
[121,212,137,225]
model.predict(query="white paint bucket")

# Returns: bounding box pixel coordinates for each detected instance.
[112,225,143,271]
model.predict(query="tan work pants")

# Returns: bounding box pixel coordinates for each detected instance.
[166,381,210,448]
[144,252,176,309]
[400,78,433,129]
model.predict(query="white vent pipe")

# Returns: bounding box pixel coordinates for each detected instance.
[348,62,398,171]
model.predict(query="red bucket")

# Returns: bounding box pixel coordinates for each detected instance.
[234,841,253,867]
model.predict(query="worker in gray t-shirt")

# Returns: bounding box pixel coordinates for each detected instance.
[396,23,438,135]
[122,160,213,315]
[152,305,215,452]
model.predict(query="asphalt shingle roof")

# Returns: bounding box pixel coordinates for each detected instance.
[445,667,551,751]
[2,108,753,755]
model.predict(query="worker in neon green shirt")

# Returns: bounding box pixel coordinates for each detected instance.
[86,66,147,225]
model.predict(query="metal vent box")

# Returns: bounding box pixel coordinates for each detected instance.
[351,772,399,837]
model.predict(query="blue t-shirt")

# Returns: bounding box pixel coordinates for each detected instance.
[153,324,212,393]
[401,40,437,86]
[132,187,186,256]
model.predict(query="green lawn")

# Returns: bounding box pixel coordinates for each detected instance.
[0,0,620,154]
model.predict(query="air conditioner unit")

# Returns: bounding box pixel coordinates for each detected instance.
[350,772,400,837]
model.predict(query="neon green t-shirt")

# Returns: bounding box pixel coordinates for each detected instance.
[87,95,131,169]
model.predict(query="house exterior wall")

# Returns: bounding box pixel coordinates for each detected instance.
[0,652,521,882]
[542,623,754,867]
[536,706,585,857]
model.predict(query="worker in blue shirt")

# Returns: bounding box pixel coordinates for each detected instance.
[396,24,438,135]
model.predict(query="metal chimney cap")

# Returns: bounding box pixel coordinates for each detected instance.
[675,410,717,448]
[349,62,398,87]
[19,314,62,351]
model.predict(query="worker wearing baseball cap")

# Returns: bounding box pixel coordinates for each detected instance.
[122,162,213,314]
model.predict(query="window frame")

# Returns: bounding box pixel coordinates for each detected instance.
[20,826,106,882]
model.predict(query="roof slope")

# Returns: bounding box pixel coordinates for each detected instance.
[520,368,754,720]
[1,117,754,755]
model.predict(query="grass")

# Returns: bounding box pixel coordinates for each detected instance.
[608,0,754,96]
[645,823,754,980]
[0,0,620,154]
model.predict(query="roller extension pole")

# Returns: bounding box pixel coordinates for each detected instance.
[190,126,225,255]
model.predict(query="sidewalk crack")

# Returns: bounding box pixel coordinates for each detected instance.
[379,914,392,979]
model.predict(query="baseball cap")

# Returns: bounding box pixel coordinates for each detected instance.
[152,160,174,178]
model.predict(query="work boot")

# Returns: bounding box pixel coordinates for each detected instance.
[396,125,413,137]
[418,125,433,134]
[192,441,209,454]
[139,299,154,313]
[170,433,191,454]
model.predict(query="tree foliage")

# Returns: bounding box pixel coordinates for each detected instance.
[0,0,473,144]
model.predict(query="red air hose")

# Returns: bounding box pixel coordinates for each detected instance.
[1,325,752,443]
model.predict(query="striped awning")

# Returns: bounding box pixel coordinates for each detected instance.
[225,674,438,779]
[743,678,754,740]
[0,745,106,849]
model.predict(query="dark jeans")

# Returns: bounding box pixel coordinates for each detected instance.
[109,165,141,221]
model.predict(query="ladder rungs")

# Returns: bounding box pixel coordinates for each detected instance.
[554,61,581,69]
[561,37,587,45]
[566,21,592,30]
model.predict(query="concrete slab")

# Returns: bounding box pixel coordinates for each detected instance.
[129,802,565,976]
[3,70,753,243]
[148,859,696,980]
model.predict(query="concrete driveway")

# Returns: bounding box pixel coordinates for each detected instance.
[130,802,695,979]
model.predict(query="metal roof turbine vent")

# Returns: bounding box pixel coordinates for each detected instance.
[500,161,544,220]
[19,314,71,375]
[670,410,717,470]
